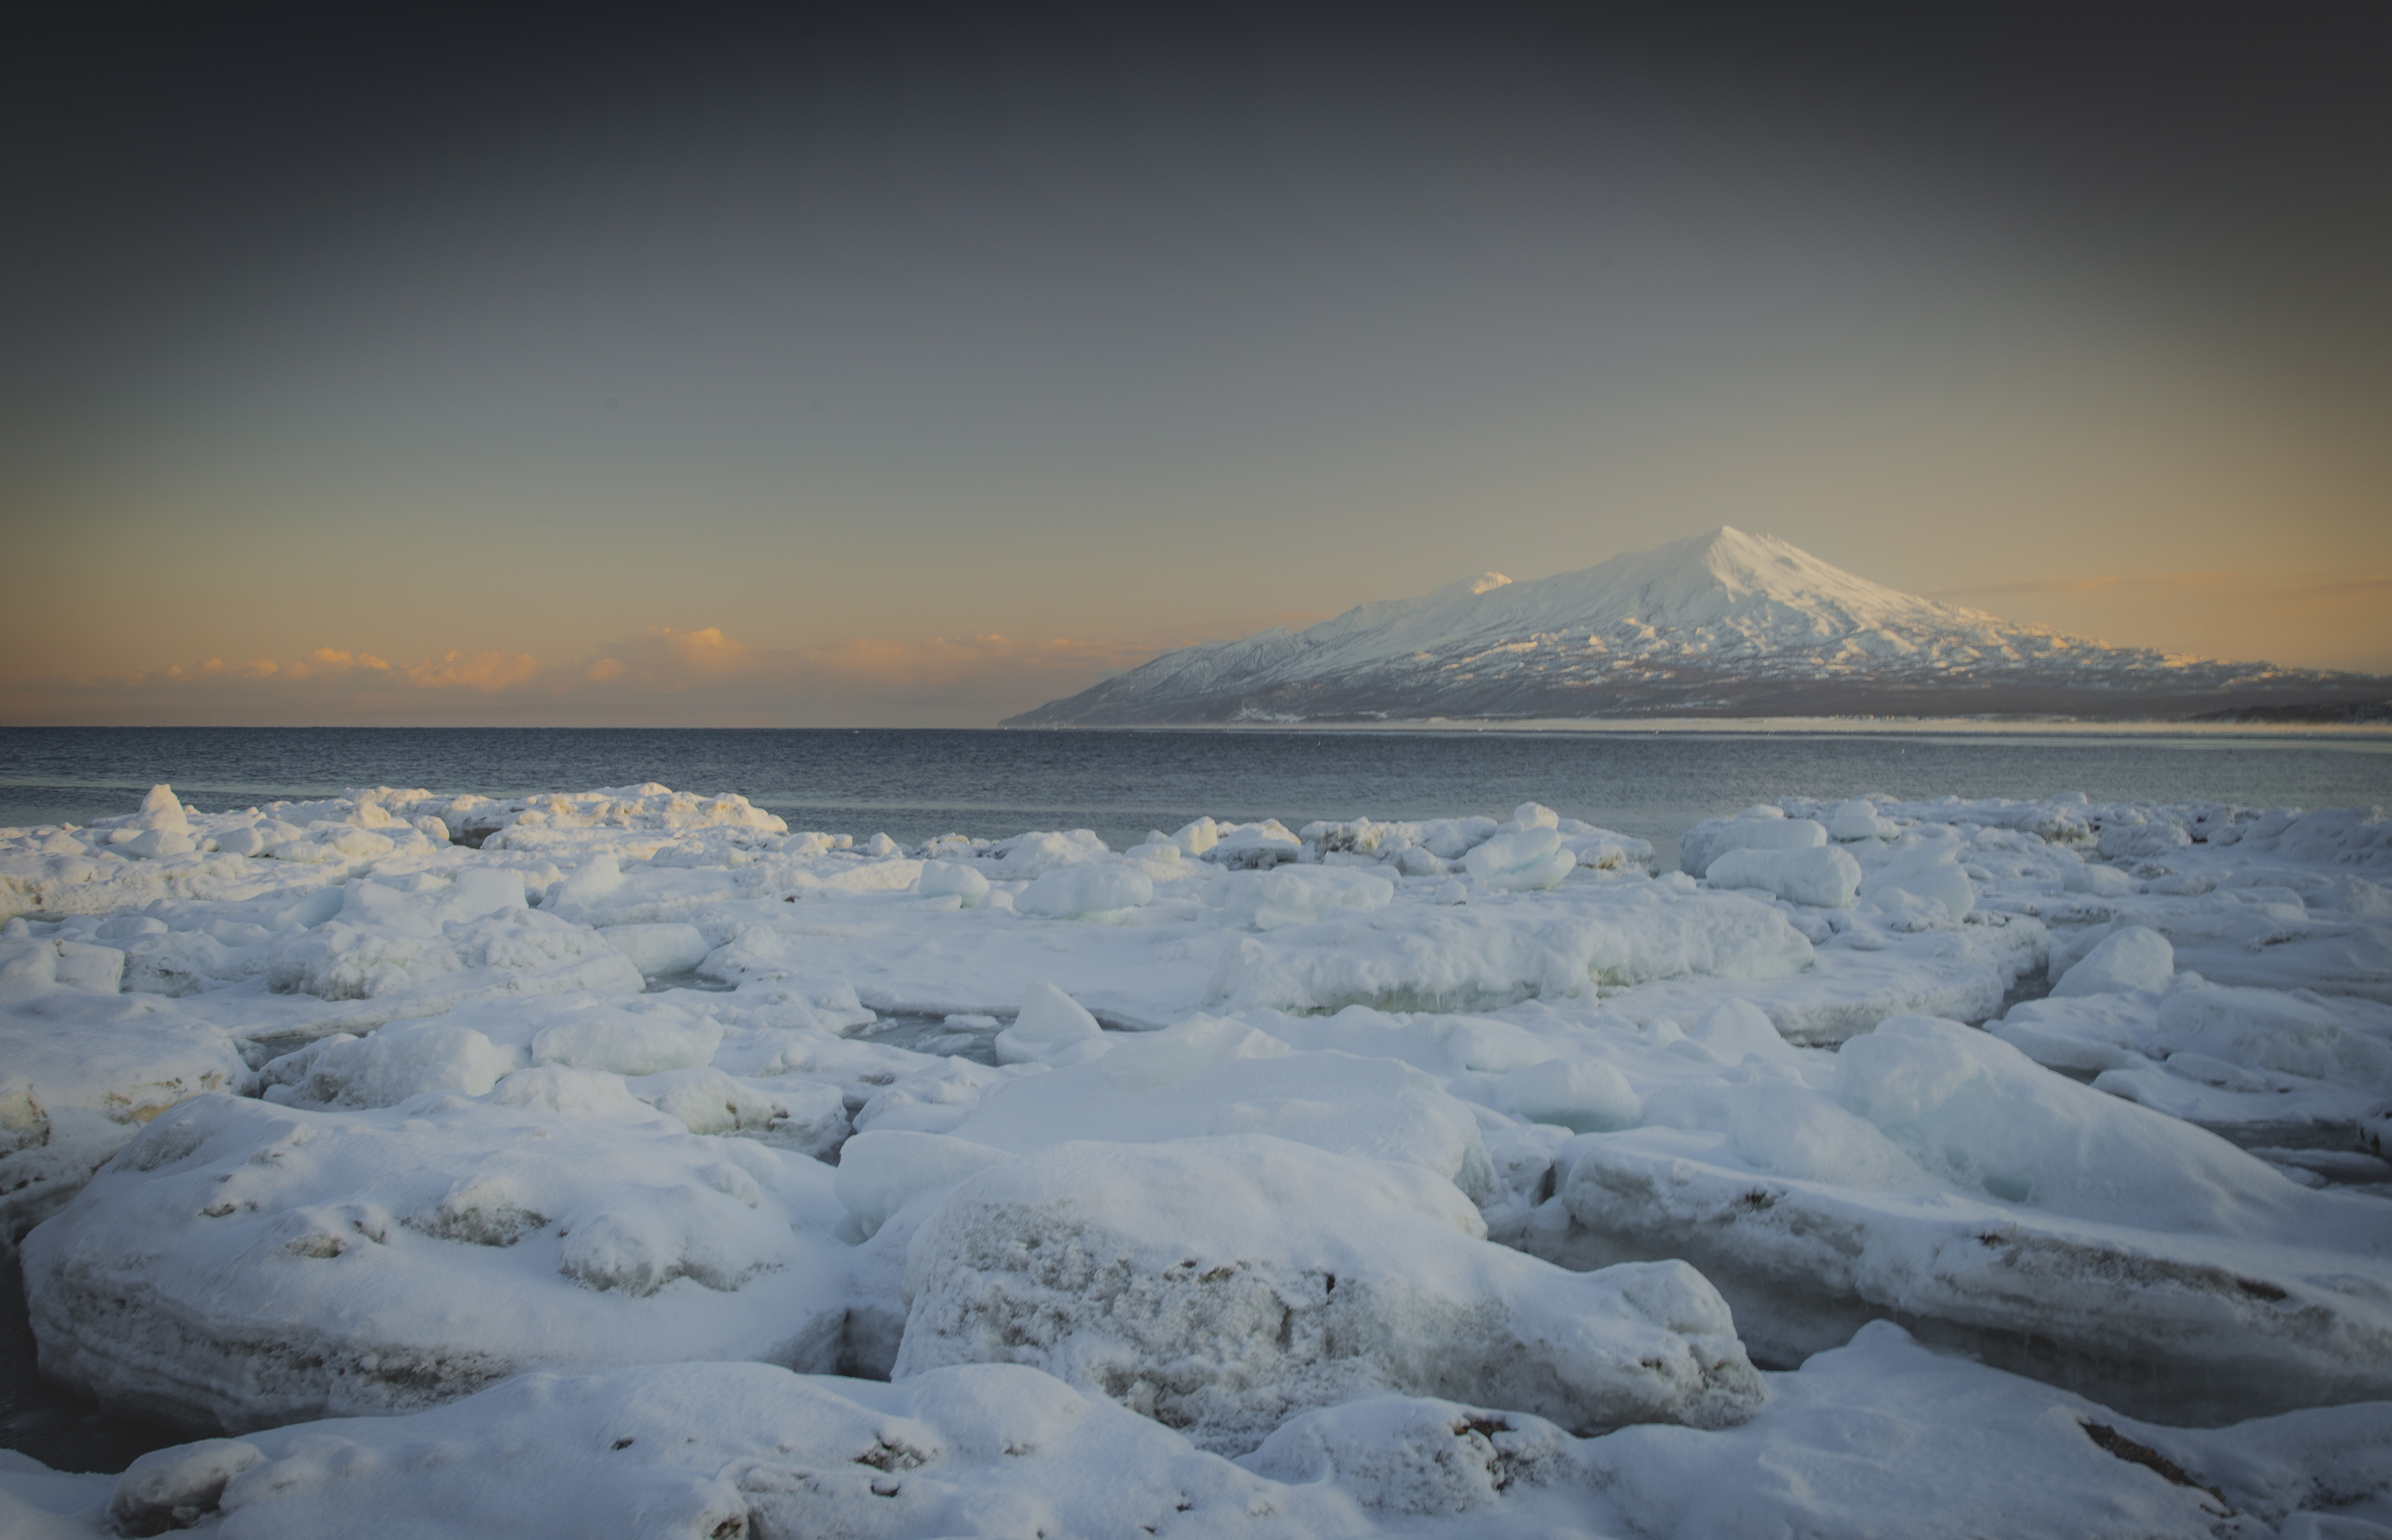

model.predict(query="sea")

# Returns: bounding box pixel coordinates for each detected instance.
[3,724,2388,865]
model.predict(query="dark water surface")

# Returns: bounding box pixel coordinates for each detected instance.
[5,725,2388,864]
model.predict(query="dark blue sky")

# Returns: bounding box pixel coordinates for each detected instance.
[5,5,2387,724]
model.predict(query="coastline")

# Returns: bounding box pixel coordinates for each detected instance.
[1003,716,2392,741]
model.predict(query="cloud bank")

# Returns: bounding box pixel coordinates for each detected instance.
[0,628,1159,728]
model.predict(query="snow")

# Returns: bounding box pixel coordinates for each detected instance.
[1003,525,2371,725]
[3,778,2391,1532]
[2052,923,2176,995]
[1012,862,1154,920]
[1706,843,1864,908]
[893,1136,1763,1453]
[21,1090,852,1433]
[989,981,1107,1066]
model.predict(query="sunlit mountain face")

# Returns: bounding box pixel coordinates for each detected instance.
[1009,528,2389,725]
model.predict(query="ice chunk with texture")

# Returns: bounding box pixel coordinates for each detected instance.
[1014,864,1152,919]
[992,982,1108,1067]
[832,1129,1016,1239]
[949,1015,1495,1202]
[1208,887,1812,1015]
[597,922,711,978]
[2148,986,2392,1092]
[1493,1058,1641,1133]
[987,829,1109,877]
[1679,816,1827,879]
[21,1092,850,1433]
[916,859,990,907]
[895,1135,1763,1454]
[1463,827,1576,892]
[85,1361,1372,1540]
[56,1322,2392,1539]
[2051,926,2173,997]
[1826,798,1898,842]
[1205,866,1393,931]
[262,1019,519,1108]
[0,957,252,1241]
[531,1008,722,1075]
[1546,1015,2392,1422]
[1255,1320,2392,1537]
[1707,845,1862,908]
[1860,843,1975,920]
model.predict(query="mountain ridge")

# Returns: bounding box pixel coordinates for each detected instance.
[1005,527,2387,726]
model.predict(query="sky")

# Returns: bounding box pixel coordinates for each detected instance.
[3,4,2387,726]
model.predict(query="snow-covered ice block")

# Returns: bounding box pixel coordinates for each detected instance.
[1599,912,2046,1044]
[1199,821,1306,870]
[1463,827,1576,892]
[984,829,1109,877]
[1860,842,1975,920]
[2052,924,2173,995]
[894,1135,1764,1454]
[1490,1058,1642,1133]
[531,1005,722,1075]
[0,967,252,1243]
[81,1361,1374,1540]
[2054,903,2392,1005]
[1825,797,1899,842]
[1013,863,1152,920]
[256,905,645,1043]
[33,1325,2392,1538]
[1996,976,2392,1140]
[597,922,711,978]
[2064,861,2138,896]
[948,1015,1495,1202]
[832,1129,1015,1240]
[259,1019,520,1108]
[1208,887,1812,1015]
[1253,1319,2392,1536]
[991,982,1108,1066]
[22,1092,850,1433]
[916,858,990,907]
[850,1055,1042,1138]
[1204,866,1393,931]
[1542,1016,2392,1422]
[1679,816,1827,879]
[1707,844,1862,908]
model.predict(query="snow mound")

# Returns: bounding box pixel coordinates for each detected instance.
[1543,1016,2392,1422]
[1707,844,1863,908]
[895,1135,1764,1454]
[947,1015,1495,1202]
[1208,885,1813,1015]
[81,1360,1371,1540]
[1205,867,1394,931]
[22,1092,850,1432]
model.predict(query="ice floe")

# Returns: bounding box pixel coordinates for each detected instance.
[3,780,2389,1531]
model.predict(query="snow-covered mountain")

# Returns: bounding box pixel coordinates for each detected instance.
[1006,527,2384,725]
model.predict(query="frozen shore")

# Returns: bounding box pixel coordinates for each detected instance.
[2,780,2388,1537]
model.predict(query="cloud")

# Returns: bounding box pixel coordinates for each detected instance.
[0,625,1167,727]
[404,650,545,691]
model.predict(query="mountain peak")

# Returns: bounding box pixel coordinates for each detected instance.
[1004,527,2378,726]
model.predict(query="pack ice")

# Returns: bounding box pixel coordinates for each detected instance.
[3,782,2389,1537]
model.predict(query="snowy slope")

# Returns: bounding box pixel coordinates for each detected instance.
[1007,527,2383,724]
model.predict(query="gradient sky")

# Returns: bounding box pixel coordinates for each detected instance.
[4,5,2387,726]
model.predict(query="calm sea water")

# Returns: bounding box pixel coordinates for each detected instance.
[3,725,2388,866]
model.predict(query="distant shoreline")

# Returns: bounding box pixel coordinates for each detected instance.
[1001,716,2392,739]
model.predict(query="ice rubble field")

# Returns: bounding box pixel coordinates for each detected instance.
[2,783,2390,1538]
